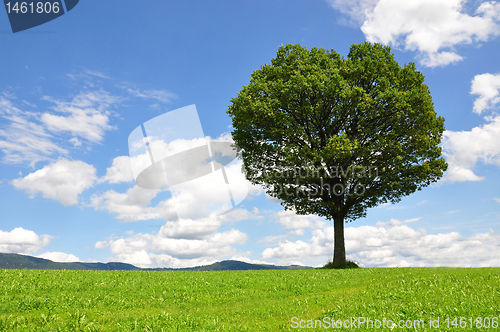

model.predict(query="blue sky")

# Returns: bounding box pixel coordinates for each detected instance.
[1,0,500,268]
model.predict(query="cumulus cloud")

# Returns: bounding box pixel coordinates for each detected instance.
[94,205,260,268]
[442,117,500,182]
[225,255,274,266]
[96,226,249,268]
[444,117,500,181]
[328,0,500,67]
[441,72,500,183]
[155,218,222,240]
[37,251,81,262]
[261,219,500,267]
[262,240,314,264]
[0,227,52,254]
[471,72,500,114]
[99,155,135,184]
[12,159,97,206]
[153,209,259,240]
[362,0,500,67]
[90,186,174,221]
[111,251,223,269]
[346,224,500,267]
[167,161,251,219]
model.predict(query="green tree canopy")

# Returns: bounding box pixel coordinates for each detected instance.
[227,42,448,266]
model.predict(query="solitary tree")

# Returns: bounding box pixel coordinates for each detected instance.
[227,42,447,267]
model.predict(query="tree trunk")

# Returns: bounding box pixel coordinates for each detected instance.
[333,215,346,265]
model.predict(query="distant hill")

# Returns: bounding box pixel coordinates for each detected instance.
[0,253,140,271]
[149,260,312,271]
[0,253,312,271]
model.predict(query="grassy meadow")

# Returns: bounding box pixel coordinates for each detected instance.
[0,267,499,331]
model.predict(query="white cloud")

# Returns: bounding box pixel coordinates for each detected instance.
[126,88,177,103]
[157,217,223,240]
[110,251,222,269]
[346,224,500,267]
[151,209,258,241]
[331,0,500,67]
[0,227,52,254]
[100,155,135,184]
[261,219,500,267]
[167,161,251,219]
[226,255,274,266]
[37,251,81,262]
[441,115,500,182]
[152,228,248,258]
[12,159,97,206]
[471,72,500,114]
[422,51,464,68]
[41,90,120,143]
[289,229,305,236]
[262,240,313,262]
[97,227,249,268]
[94,204,259,268]
[440,72,500,183]
[90,186,173,221]
[95,241,108,249]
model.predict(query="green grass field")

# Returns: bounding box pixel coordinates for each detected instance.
[1,268,499,331]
